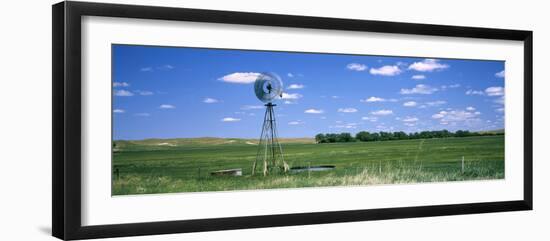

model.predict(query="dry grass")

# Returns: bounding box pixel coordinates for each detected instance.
[113,160,503,195]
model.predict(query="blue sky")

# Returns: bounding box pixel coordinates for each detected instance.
[112,45,505,140]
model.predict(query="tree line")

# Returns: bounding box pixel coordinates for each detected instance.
[314,130,503,143]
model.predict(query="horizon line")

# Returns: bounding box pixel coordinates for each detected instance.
[113,129,504,141]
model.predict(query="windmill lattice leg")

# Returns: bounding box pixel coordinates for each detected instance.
[253,103,287,176]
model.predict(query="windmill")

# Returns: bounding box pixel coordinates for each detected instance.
[252,73,289,176]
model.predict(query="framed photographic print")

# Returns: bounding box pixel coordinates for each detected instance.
[52,1,533,240]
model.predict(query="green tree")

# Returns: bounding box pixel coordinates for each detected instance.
[393,131,408,140]
[455,130,471,137]
[315,129,490,144]
[326,133,338,143]
[379,132,393,141]
[370,132,380,141]
[355,131,370,142]
[338,132,354,142]
[315,133,326,143]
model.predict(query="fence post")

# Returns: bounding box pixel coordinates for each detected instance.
[461,156,465,174]
[308,162,311,178]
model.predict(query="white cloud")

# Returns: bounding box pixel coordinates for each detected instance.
[361,116,378,122]
[218,72,261,84]
[495,70,505,78]
[305,109,324,114]
[425,100,446,107]
[336,124,358,129]
[376,125,395,131]
[466,106,476,111]
[241,105,264,110]
[159,104,175,109]
[402,117,419,122]
[485,86,504,96]
[432,112,446,119]
[281,93,302,99]
[441,84,461,90]
[135,113,150,117]
[283,100,295,104]
[408,59,449,72]
[203,97,219,103]
[494,96,505,105]
[371,109,393,116]
[495,107,505,113]
[346,63,367,71]
[159,64,174,70]
[114,89,134,96]
[466,89,484,95]
[135,90,154,96]
[287,73,294,78]
[431,109,481,123]
[234,111,256,116]
[403,101,417,107]
[362,96,384,102]
[222,117,241,122]
[369,65,402,76]
[360,97,397,103]
[113,109,125,113]
[412,75,426,80]
[337,108,358,113]
[331,122,359,129]
[400,84,437,94]
[287,84,304,89]
[113,82,129,87]
[140,65,174,72]
[288,120,304,125]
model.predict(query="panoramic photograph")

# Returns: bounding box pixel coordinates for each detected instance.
[111,44,505,195]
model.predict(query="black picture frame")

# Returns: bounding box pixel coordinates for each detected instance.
[52,1,533,240]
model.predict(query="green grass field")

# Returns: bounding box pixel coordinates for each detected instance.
[112,135,504,195]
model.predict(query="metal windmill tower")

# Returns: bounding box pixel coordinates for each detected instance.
[252,73,289,176]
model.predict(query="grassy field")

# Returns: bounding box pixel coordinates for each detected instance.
[112,135,504,195]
